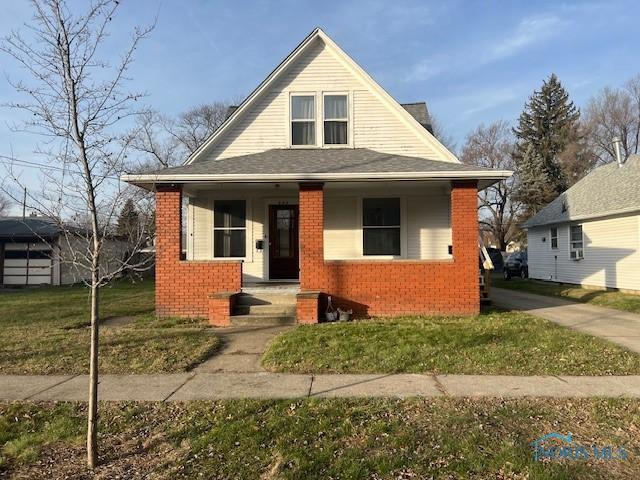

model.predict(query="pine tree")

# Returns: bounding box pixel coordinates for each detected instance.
[116,199,140,240]
[513,74,580,215]
[513,144,557,218]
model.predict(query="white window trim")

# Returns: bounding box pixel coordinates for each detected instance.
[289,92,317,148]
[549,226,558,250]
[212,198,251,261]
[359,196,406,259]
[569,224,584,260]
[322,91,352,148]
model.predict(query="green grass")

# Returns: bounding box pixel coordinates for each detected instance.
[0,280,219,374]
[494,277,640,313]
[262,310,640,375]
[1,399,639,478]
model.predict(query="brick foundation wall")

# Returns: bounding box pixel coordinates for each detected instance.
[155,185,241,318]
[298,181,479,321]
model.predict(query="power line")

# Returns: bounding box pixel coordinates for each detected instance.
[0,156,123,181]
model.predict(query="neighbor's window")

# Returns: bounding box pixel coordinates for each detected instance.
[569,225,583,260]
[324,94,348,145]
[214,200,246,257]
[550,227,558,249]
[291,95,315,146]
[363,198,401,256]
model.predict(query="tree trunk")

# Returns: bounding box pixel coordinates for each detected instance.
[87,262,99,468]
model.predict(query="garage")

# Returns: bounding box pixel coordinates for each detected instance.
[2,242,54,286]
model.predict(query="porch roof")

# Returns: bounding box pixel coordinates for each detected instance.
[122,148,511,189]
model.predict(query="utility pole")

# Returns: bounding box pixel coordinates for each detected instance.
[22,187,26,220]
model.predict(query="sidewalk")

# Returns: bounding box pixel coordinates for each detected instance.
[3,373,640,401]
[492,287,640,354]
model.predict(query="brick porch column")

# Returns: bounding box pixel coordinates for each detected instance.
[297,183,325,323]
[155,184,182,317]
[451,180,480,314]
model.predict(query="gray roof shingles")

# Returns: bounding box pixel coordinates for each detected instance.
[523,155,640,228]
[145,148,497,177]
[0,217,62,239]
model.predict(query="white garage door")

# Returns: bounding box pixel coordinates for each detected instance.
[3,242,53,285]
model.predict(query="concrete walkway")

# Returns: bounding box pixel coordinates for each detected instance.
[3,373,640,401]
[492,287,640,353]
[195,325,292,373]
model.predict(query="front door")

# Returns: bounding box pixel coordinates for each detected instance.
[268,205,299,279]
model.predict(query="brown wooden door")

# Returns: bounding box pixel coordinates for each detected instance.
[268,205,299,279]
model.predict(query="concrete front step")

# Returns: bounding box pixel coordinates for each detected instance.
[230,314,296,326]
[234,304,296,316]
[236,292,297,306]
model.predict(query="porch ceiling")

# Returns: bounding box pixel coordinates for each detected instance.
[122,148,511,191]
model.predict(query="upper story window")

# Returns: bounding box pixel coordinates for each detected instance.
[569,225,584,260]
[214,200,246,258]
[362,198,401,256]
[324,94,348,145]
[550,227,558,249]
[291,95,315,146]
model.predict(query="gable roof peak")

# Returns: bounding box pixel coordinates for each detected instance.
[185,27,458,165]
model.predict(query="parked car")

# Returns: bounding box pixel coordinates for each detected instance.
[503,251,528,279]
[485,247,505,272]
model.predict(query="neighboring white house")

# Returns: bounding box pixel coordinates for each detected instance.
[523,154,640,293]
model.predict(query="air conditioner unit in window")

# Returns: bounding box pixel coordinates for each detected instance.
[570,249,584,260]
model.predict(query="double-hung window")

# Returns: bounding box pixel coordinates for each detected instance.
[291,95,315,146]
[214,200,246,258]
[324,94,348,145]
[362,198,401,256]
[569,225,584,260]
[550,227,558,249]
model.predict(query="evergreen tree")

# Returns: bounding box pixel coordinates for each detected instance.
[116,199,140,240]
[513,144,557,218]
[513,74,580,214]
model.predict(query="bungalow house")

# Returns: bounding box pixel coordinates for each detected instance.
[523,153,640,293]
[122,28,511,325]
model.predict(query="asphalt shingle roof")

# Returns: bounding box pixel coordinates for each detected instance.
[146,148,497,176]
[0,217,62,239]
[523,155,640,228]
[400,102,433,133]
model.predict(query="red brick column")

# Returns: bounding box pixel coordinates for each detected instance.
[155,185,183,316]
[450,180,480,314]
[155,185,242,319]
[298,183,324,322]
[208,292,237,327]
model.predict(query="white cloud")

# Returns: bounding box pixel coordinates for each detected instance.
[490,14,565,60]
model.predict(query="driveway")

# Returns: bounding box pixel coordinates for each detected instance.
[492,287,640,354]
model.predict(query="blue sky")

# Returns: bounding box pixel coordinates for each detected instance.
[1,0,639,205]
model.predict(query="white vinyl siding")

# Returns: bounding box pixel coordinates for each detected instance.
[527,214,640,291]
[198,37,453,162]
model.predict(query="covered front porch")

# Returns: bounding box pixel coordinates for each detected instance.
[152,179,481,325]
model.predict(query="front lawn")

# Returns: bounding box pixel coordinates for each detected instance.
[494,277,640,313]
[1,399,638,478]
[262,310,640,375]
[0,280,219,374]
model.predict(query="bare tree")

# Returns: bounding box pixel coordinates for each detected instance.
[0,192,10,216]
[1,0,152,468]
[429,114,457,153]
[461,120,521,250]
[584,74,640,163]
[127,101,233,170]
